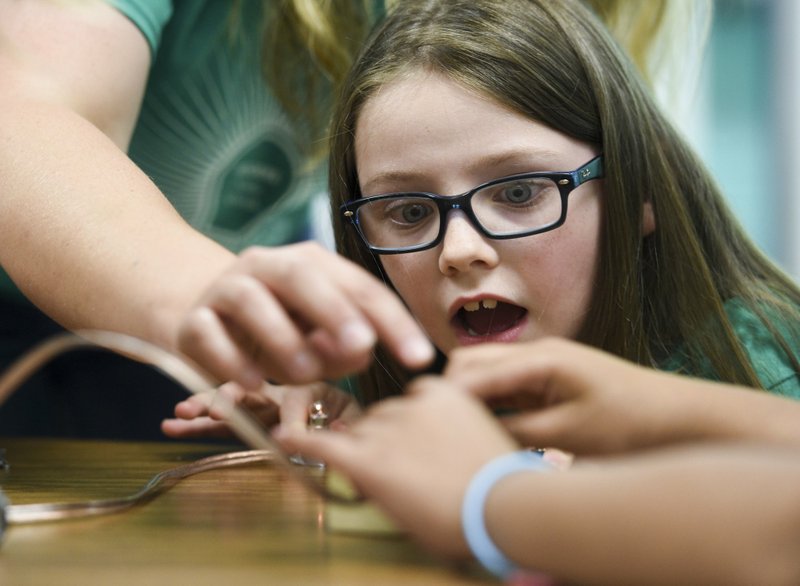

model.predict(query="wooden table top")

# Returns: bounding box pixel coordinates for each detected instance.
[0,437,493,585]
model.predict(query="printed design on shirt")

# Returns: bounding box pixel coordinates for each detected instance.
[128,50,323,251]
[214,138,292,231]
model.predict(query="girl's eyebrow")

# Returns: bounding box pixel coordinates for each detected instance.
[360,170,431,195]
[360,149,566,195]
[466,148,564,172]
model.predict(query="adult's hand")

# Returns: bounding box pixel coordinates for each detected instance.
[0,4,434,392]
[177,242,435,389]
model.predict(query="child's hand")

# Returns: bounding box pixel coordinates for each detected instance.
[274,377,518,558]
[161,380,361,439]
[442,338,690,455]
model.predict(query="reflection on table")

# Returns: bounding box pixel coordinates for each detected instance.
[0,437,492,585]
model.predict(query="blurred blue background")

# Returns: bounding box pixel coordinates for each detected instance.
[684,0,799,279]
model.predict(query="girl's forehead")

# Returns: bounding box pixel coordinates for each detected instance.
[358,69,486,121]
[353,72,597,195]
[357,72,576,150]
[355,71,524,157]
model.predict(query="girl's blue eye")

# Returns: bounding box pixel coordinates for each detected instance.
[398,203,432,224]
[502,182,534,204]
[380,200,436,226]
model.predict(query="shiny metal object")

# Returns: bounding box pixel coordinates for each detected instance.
[0,330,363,545]
[289,400,330,468]
[4,450,271,525]
[308,400,329,429]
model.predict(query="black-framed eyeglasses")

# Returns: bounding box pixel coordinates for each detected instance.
[340,155,603,255]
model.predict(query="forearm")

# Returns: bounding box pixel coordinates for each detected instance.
[484,445,800,586]
[643,373,800,448]
[447,340,800,456]
[0,100,234,351]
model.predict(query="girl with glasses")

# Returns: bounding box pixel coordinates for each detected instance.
[276,1,800,582]
[169,0,798,439]
[161,0,725,441]
[327,0,800,405]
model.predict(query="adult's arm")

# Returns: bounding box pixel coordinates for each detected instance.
[0,0,232,349]
[0,1,433,387]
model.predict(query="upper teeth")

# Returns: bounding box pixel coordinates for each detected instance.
[463,299,498,312]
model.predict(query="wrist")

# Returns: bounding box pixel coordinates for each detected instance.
[461,449,551,579]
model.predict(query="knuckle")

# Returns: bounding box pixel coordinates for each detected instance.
[266,246,321,282]
[349,275,388,305]
[405,377,427,394]
[223,274,265,307]
[292,240,326,257]
[535,337,575,364]
[178,308,213,347]
[239,246,300,281]
[237,246,268,265]
[538,336,570,352]
[445,346,470,368]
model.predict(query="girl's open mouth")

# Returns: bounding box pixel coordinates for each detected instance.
[452,299,528,342]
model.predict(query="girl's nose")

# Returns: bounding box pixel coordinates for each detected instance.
[437,210,500,275]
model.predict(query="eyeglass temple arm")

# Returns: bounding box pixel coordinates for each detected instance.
[574,155,604,185]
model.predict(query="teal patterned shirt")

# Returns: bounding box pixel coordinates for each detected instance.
[0,0,327,303]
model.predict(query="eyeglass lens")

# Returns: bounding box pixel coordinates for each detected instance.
[357,176,562,250]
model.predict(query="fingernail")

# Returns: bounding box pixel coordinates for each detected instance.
[239,366,263,389]
[292,350,320,378]
[401,337,435,365]
[338,321,376,352]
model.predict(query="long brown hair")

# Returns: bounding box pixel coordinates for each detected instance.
[256,0,380,156]
[329,0,800,404]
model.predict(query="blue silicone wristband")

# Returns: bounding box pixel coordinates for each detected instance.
[461,450,550,579]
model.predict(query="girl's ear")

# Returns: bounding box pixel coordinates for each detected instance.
[642,201,656,236]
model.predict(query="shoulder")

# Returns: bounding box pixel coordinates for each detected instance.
[725,299,800,398]
[658,297,800,398]
[106,0,173,55]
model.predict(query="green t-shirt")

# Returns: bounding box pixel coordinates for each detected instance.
[0,0,327,304]
[661,299,800,399]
